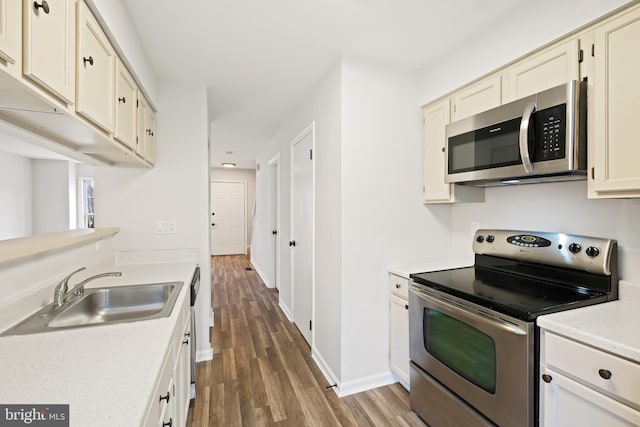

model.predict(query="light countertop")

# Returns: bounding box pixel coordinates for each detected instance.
[537,280,640,362]
[0,259,197,427]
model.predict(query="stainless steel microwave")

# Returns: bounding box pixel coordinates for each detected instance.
[445,80,587,186]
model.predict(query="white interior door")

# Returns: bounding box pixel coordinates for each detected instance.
[210,181,246,256]
[269,156,280,289]
[291,126,314,345]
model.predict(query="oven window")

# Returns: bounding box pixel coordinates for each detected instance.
[424,308,497,393]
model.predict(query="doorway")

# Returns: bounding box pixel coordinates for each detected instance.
[290,123,314,345]
[210,181,247,255]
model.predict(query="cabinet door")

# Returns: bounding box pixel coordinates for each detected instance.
[422,100,483,203]
[76,0,115,133]
[451,75,501,121]
[136,93,149,159]
[390,294,409,389]
[423,100,452,202]
[503,39,580,103]
[145,108,157,164]
[540,367,640,427]
[114,58,137,149]
[23,0,75,104]
[173,321,191,427]
[590,7,640,196]
[0,0,20,64]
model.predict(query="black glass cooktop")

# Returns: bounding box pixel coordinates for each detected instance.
[410,260,613,321]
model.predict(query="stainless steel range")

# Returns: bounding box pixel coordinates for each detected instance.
[408,229,618,427]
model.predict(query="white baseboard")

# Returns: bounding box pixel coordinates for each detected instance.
[336,370,396,397]
[278,300,293,322]
[311,348,339,391]
[196,346,213,362]
[250,260,273,288]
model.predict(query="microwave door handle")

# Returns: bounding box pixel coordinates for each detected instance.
[519,102,536,174]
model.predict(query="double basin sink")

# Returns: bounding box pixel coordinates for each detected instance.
[1,281,184,336]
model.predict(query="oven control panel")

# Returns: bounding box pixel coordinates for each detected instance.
[473,229,617,275]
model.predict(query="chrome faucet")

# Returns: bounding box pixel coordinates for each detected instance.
[53,267,87,307]
[66,272,123,298]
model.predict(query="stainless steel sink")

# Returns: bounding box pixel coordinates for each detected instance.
[0,282,183,336]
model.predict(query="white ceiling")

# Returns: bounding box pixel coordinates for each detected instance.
[121,0,536,168]
[120,0,615,169]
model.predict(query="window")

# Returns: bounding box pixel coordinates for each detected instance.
[78,177,94,229]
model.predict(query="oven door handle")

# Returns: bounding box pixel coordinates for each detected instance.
[519,101,536,174]
[411,286,528,336]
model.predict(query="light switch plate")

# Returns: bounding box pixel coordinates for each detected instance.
[155,220,177,234]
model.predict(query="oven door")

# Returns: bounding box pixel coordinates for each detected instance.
[409,283,535,427]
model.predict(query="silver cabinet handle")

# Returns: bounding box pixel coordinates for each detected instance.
[519,101,536,174]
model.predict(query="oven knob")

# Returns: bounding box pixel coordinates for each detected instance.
[586,246,600,258]
[486,235,495,243]
[568,243,582,254]
[476,235,485,243]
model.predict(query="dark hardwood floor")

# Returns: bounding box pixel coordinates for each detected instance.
[187,255,423,426]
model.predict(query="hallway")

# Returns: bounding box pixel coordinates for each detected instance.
[187,255,423,426]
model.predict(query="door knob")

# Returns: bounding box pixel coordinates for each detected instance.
[272,230,278,235]
[83,56,94,66]
[289,240,296,247]
[211,212,215,216]
[211,223,216,226]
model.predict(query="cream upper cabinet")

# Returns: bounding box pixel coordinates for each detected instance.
[145,108,156,164]
[589,6,640,198]
[451,75,501,121]
[76,0,115,133]
[114,58,137,149]
[0,0,21,65]
[502,39,580,103]
[423,99,452,202]
[137,93,156,164]
[423,99,484,204]
[23,0,75,104]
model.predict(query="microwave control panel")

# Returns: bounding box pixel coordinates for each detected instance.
[535,105,566,161]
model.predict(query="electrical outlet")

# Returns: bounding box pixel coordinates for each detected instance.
[155,220,177,234]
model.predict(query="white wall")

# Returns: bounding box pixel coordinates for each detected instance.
[210,167,256,246]
[253,61,344,378]
[32,160,74,235]
[339,56,454,386]
[0,151,32,240]
[94,80,212,359]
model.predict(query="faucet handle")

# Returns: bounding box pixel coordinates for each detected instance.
[60,267,87,293]
[53,267,87,307]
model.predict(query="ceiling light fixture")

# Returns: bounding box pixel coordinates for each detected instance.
[222,162,236,168]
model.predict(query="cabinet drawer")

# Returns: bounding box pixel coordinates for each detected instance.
[389,274,409,300]
[545,332,640,408]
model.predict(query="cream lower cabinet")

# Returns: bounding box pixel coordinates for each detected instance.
[143,295,191,427]
[589,6,640,198]
[540,330,640,426]
[76,0,115,133]
[23,0,76,104]
[389,274,409,389]
[0,0,21,65]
